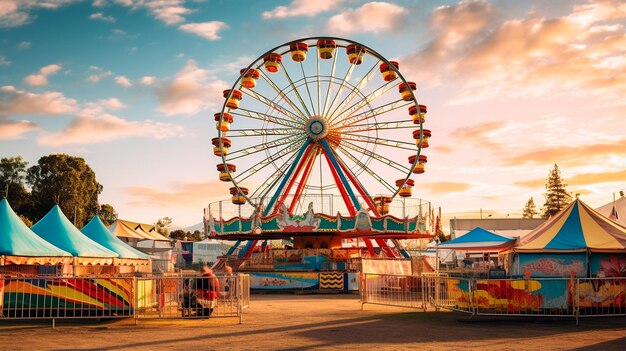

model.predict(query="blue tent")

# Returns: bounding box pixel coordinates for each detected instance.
[438,227,515,250]
[31,205,118,261]
[81,216,150,260]
[0,199,71,265]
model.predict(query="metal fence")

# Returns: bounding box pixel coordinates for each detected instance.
[361,273,626,324]
[0,274,250,325]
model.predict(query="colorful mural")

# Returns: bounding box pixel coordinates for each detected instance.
[250,272,319,290]
[518,253,587,278]
[576,279,626,310]
[1,277,133,317]
[590,254,626,277]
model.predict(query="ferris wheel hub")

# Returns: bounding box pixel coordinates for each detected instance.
[305,116,329,141]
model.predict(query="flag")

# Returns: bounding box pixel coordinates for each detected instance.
[609,205,619,220]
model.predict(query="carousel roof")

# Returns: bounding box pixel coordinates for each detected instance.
[0,199,71,258]
[595,193,626,228]
[515,198,626,253]
[82,216,149,259]
[31,205,118,258]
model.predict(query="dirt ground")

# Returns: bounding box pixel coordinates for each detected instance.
[1,294,625,350]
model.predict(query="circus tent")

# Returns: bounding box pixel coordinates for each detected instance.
[595,192,626,228]
[31,205,118,266]
[508,198,626,278]
[82,216,150,266]
[0,199,71,266]
[438,227,516,251]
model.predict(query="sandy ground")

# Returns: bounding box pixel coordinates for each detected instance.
[1,294,626,350]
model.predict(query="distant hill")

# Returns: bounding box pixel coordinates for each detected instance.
[185,221,204,232]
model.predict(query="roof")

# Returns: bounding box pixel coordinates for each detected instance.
[31,205,118,258]
[595,194,626,228]
[81,216,150,260]
[109,219,169,241]
[438,226,515,250]
[515,198,626,253]
[0,199,71,260]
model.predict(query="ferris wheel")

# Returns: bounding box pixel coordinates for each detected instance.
[212,37,430,218]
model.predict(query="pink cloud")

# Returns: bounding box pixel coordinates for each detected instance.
[113,0,192,25]
[23,63,61,86]
[127,179,231,208]
[179,21,228,41]
[0,0,78,28]
[0,120,40,140]
[327,2,409,35]
[0,85,78,116]
[157,60,228,116]
[114,75,132,88]
[262,0,344,19]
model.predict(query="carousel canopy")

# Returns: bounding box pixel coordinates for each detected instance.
[438,227,515,251]
[0,199,71,260]
[595,193,626,228]
[109,219,169,241]
[82,216,150,260]
[31,205,118,258]
[515,198,626,253]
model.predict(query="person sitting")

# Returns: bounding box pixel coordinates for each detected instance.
[196,265,220,316]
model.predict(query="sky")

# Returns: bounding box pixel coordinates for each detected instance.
[1,0,625,229]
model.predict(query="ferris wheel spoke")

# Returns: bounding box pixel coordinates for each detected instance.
[341,132,417,152]
[321,50,339,117]
[279,62,312,117]
[240,90,304,126]
[234,137,304,183]
[340,139,412,173]
[335,100,413,130]
[251,157,294,201]
[335,144,396,193]
[326,61,379,125]
[336,119,415,133]
[231,108,301,130]
[300,62,316,116]
[325,61,356,121]
[258,70,308,122]
[330,80,398,127]
[316,52,321,115]
[227,134,304,160]
[227,127,301,138]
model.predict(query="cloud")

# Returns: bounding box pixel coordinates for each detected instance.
[23,63,61,86]
[113,0,192,25]
[262,0,344,19]
[0,0,78,28]
[86,66,113,83]
[448,120,507,151]
[179,21,228,41]
[157,60,228,116]
[327,2,409,34]
[513,178,545,189]
[568,169,626,186]
[114,75,132,88]
[18,41,30,49]
[126,179,230,208]
[0,55,10,66]
[139,76,156,85]
[89,12,116,22]
[95,97,126,110]
[0,85,78,117]
[402,0,626,104]
[0,120,40,140]
[424,181,473,193]
[37,109,184,147]
[502,139,626,167]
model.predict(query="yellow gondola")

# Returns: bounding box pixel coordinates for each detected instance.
[317,39,336,59]
[229,186,249,205]
[409,104,427,124]
[216,163,236,182]
[413,129,431,148]
[240,68,260,88]
[373,196,393,215]
[214,112,233,132]
[379,61,399,81]
[212,137,231,157]
[263,53,282,73]
[396,179,415,197]
[408,155,428,174]
[398,82,417,101]
[223,89,243,109]
[346,44,365,65]
[290,42,309,62]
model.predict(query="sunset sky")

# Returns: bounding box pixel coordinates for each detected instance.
[1,0,625,228]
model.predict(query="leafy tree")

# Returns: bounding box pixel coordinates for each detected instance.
[541,164,572,219]
[19,214,33,227]
[0,156,31,213]
[26,154,102,227]
[98,204,118,226]
[155,217,172,237]
[522,197,539,219]
[169,229,187,240]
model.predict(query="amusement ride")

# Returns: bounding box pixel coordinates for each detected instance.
[205,37,435,271]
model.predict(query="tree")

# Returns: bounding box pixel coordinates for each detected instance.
[155,217,172,237]
[522,197,539,219]
[0,156,31,213]
[169,229,187,240]
[26,154,102,227]
[541,164,572,219]
[98,204,118,226]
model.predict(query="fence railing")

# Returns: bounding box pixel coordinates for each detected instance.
[0,274,250,324]
[361,273,626,324]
